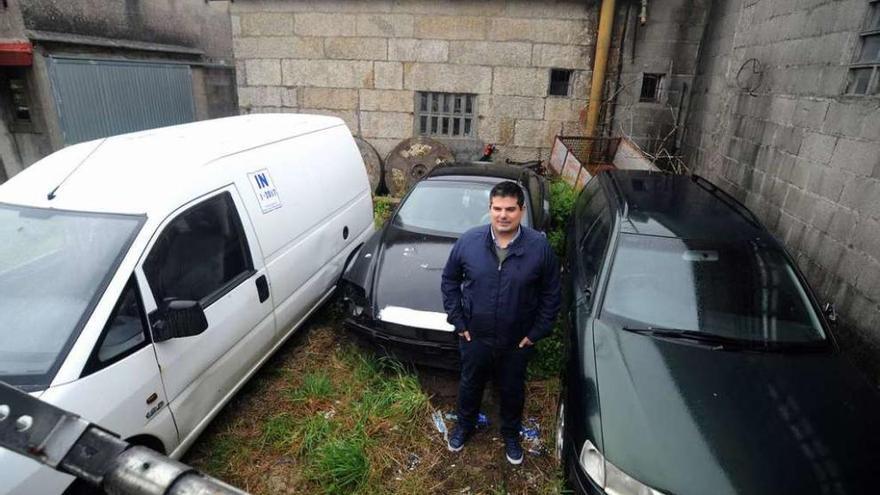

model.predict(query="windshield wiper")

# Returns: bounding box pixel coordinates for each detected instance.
[622,326,759,350]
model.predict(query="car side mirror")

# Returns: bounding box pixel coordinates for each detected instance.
[153,299,208,342]
[822,302,838,325]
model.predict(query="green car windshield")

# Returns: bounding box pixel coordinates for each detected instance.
[0,203,143,390]
[602,234,827,345]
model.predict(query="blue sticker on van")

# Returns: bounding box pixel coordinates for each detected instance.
[248,169,282,213]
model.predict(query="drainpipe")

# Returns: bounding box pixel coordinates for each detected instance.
[583,0,617,165]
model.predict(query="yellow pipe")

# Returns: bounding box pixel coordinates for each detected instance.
[584,0,617,141]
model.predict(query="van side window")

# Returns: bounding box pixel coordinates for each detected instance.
[143,192,254,308]
[83,276,149,376]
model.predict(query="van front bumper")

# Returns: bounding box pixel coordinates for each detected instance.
[344,317,460,370]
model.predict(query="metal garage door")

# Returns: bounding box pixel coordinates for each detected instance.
[48,57,195,145]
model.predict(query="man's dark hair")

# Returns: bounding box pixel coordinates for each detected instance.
[490,181,525,208]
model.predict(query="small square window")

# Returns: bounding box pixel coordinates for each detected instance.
[549,69,573,96]
[640,73,664,102]
[415,91,476,138]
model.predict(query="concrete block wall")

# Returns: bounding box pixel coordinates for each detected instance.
[681,0,880,380]
[610,0,710,156]
[231,0,596,162]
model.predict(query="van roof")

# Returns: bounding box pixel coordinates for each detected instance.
[0,114,346,217]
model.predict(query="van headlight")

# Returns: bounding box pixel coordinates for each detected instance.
[579,440,665,495]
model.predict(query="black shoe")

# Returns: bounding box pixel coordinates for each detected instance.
[504,436,524,465]
[448,426,472,452]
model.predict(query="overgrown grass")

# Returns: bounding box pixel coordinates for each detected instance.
[198,433,242,476]
[185,313,566,494]
[547,179,578,256]
[530,178,577,379]
[295,413,335,455]
[311,432,370,494]
[373,196,396,227]
[261,412,297,449]
[289,371,335,402]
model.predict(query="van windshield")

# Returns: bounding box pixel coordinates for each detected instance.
[0,203,143,390]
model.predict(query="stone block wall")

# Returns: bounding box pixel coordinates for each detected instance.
[231,0,596,162]
[681,0,880,380]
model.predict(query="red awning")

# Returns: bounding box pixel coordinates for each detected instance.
[0,42,33,66]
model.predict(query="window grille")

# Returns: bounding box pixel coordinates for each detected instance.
[415,92,476,138]
[847,1,880,95]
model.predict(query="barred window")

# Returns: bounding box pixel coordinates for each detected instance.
[415,92,476,138]
[847,1,880,95]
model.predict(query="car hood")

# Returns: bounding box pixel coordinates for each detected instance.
[373,225,457,328]
[592,320,880,495]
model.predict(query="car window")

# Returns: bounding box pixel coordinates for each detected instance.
[393,180,530,236]
[143,192,253,307]
[575,178,601,219]
[602,235,826,344]
[579,207,611,301]
[575,179,607,241]
[83,277,149,374]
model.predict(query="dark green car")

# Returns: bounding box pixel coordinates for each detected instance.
[557,170,880,494]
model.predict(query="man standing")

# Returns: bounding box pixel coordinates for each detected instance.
[441,180,561,465]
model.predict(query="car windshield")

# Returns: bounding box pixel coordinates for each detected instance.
[0,203,143,389]
[393,180,529,235]
[602,234,826,345]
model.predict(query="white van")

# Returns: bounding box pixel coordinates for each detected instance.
[0,114,373,494]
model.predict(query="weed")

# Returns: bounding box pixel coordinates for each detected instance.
[290,371,334,402]
[199,434,242,475]
[355,372,428,425]
[186,314,564,495]
[529,324,565,380]
[295,413,335,455]
[312,433,370,494]
[373,196,396,227]
[547,179,576,257]
[261,412,297,449]
[531,179,578,379]
[351,355,430,432]
[343,345,382,386]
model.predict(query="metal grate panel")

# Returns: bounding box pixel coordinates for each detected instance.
[48,57,195,145]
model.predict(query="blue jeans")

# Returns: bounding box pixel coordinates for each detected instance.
[456,338,533,439]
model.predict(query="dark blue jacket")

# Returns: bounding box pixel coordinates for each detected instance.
[441,224,561,349]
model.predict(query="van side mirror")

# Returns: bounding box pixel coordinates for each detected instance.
[822,302,838,325]
[153,299,208,342]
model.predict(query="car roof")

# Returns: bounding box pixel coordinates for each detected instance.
[600,169,769,241]
[0,114,345,218]
[427,163,534,183]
